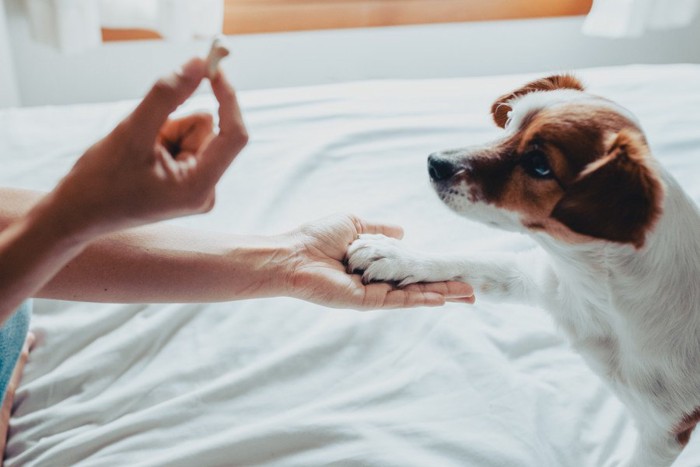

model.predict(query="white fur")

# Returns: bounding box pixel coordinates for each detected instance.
[347,91,700,467]
[506,89,641,134]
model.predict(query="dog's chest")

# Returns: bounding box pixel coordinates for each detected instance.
[545,279,625,380]
[547,280,696,425]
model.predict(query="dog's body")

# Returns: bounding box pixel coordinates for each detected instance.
[347,76,700,466]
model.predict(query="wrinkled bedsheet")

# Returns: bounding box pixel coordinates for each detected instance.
[1,65,700,466]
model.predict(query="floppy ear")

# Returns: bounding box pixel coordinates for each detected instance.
[491,74,585,128]
[550,130,663,249]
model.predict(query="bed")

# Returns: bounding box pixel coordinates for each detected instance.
[2,64,699,467]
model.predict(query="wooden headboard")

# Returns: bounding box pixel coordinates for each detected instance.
[102,0,593,41]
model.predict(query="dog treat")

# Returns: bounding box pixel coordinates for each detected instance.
[207,36,230,79]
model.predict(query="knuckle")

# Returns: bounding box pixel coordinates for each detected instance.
[347,214,363,233]
[238,128,250,146]
[187,189,215,213]
[223,126,249,148]
[202,195,216,213]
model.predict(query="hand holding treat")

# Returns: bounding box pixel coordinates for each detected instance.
[44,39,246,239]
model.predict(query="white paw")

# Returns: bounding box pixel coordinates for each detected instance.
[346,234,431,287]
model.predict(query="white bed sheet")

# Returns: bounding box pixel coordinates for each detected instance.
[1,64,699,467]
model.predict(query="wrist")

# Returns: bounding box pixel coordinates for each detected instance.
[272,230,319,302]
[267,233,300,299]
[0,193,91,318]
[23,191,100,250]
[222,233,299,300]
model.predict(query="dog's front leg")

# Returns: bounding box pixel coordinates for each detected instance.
[624,428,683,467]
[347,234,549,305]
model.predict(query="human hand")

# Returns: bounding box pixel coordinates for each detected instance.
[285,214,474,310]
[48,58,248,239]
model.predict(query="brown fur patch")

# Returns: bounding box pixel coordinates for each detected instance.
[454,142,519,203]
[550,129,663,248]
[483,105,622,227]
[519,105,638,176]
[453,101,661,248]
[674,408,700,446]
[491,74,585,128]
[447,78,662,249]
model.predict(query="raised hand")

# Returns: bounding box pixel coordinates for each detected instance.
[48,58,248,239]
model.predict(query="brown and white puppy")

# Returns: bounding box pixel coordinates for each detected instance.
[347,75,700,467]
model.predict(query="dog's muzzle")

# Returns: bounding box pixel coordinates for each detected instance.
[428,153,460,182]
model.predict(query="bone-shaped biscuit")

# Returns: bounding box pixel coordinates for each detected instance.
[207,37,230,79]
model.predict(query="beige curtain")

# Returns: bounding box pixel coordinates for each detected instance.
[1,0,20,107]
[583,0,700,37]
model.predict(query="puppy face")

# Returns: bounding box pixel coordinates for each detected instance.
[429,75,663,248]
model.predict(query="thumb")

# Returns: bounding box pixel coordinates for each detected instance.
[353,216,404,239]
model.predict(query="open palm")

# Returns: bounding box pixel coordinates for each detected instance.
[287,214,474,310]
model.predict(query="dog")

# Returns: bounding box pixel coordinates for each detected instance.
[346,75,700,466]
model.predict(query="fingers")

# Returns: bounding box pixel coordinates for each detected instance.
[350,215,404,240]
[360,282,441,309]
[1,332,35,422]
[126,58,208,145]
[210,69,246,138]
[382,288,446,308]
[0,332,35,454]
[158,113,215,157]
[448,296,476,304]
[403,281,474,300]
[194,69,248,186]
[24,331,36,352]
[361,281,475,309]
[12,332,36,390]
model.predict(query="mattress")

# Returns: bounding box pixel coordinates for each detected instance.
[1,64,699,466]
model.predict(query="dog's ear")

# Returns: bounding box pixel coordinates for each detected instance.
[550,130,663,249]
[491,74,585,128]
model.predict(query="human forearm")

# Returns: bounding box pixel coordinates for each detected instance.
[1,188,292,306]
[38,225,294,303]
[0,191,93,324]
[2,190,474,312]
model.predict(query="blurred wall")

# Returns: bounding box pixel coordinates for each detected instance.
[0,0,19,107]
[4,0,700,107]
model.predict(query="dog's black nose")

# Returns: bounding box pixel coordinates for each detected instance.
[428,154,458,181]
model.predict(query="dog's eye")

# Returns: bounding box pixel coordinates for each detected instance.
[520,150,554,179]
